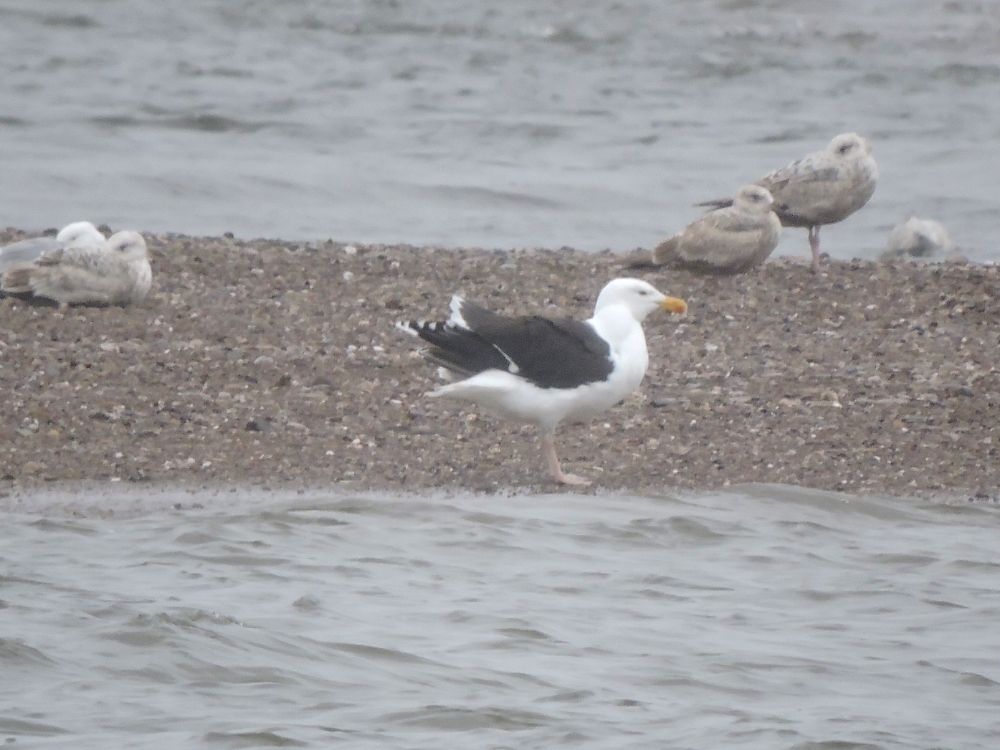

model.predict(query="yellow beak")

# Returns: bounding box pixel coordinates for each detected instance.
[659,296,687,314]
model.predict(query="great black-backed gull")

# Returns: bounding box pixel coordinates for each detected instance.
[699,133,878,272]
[0,221,106,274]
[397,278,687,486]
[880,217,956,260]
[1,230,152,306]
[633,184,780,274]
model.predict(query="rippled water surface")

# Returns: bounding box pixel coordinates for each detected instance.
[3,485,1000,748]
[1,1,998,260]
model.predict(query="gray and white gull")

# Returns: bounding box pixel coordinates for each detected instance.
[641,184,781,274]
[700,133,878,272]
[1,230,152,306]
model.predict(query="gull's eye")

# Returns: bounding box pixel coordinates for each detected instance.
[838,143,852,154]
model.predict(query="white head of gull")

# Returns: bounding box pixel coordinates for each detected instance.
[56,221,106,247]
[398,277,687,486]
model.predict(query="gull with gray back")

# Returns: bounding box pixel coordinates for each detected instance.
[635,184,781,274]
[699,133,878,272]
[1,230,151,306]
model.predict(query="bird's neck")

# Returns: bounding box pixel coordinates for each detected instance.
[589,305,644,354]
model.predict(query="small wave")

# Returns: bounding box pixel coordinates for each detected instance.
[931,63,1000,85]
[430,185,563,209]
[960,671,1000,688]
[755,127,824,144]
[89,113,278,134]
[0,637,56,666]
[165,114,274,134]
[868,552,937,566]
[193,665,298,686]
[690,56,755,79]
[384,704,551,730]
[540,25,604,51]
[29,518,98,535]
[325,641,434,664]
[496,626,552,640]
[203,730,307,748]
[41,13,98,28]
[476,120,569,143]
[0,716,68,736]
[177,62,254,79]
[664,515,729,541]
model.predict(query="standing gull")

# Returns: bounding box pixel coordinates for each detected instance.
[1,230,152,306]
[635,184,781,274]
[397,278,687,486]
[0,221,106,274]
[700,133,878,272]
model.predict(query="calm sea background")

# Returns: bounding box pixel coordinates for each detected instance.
[1,0,998,260]
[3,3,1000,748]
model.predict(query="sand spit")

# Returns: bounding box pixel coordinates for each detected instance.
[0,229,997,502]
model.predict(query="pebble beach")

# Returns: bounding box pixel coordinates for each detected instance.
[1,229,998,506]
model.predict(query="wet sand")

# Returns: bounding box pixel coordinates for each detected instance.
[1,229,998,503]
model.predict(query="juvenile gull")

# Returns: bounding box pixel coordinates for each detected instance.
[398,278,687,486]
[1,230,152,306]
[880,217,955,260]
[638,185,781,274]
[700,133,878,272]
[0,221,106,274]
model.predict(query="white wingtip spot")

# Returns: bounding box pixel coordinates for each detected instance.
[447,295,469,329]
[395,320,419,337]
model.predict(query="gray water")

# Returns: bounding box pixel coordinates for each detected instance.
[3,485,1000,749]
[1,1,999,260]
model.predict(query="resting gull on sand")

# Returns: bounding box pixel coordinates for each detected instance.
[880,217,955,261]
[0,221,106,274]
[629,184,781,274]
[700,133,878,272]
[398,278,687,486]
[1,230,152,306]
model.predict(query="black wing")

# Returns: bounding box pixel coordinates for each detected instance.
[408,300,614,389]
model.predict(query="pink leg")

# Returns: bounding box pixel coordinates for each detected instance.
[808,226,822,273]
[540,432,592,486]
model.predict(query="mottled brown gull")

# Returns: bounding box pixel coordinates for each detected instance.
[0,221,106,274]
[1,230,152,306]
[633,184,781,274]
[700,133,878,272]
[397,278,687,486]
[880,217,955,261]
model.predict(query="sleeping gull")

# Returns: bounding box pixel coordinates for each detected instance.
[700,133,878,272]
[631,185,781,274]
[880,217,955,260]
[0,221,106,274]
[1,230,152,306]
[397,278,687,486]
